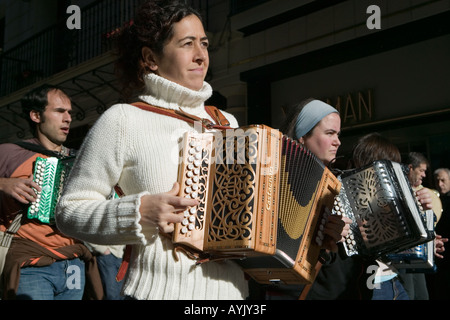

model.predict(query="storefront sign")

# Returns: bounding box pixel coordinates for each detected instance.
[325,89,373,125]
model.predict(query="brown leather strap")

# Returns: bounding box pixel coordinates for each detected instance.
[131,102,231,130]
[115,244,132,282]
[205,105,230,127]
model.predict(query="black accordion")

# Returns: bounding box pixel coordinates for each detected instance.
[336,160,434,259]
[386,208,436,272]
[27,156,75,224]
[173,125,341,284]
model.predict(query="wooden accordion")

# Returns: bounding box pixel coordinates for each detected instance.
[27,156,75,224]
[336,160,434,259]
[172,125,341,284]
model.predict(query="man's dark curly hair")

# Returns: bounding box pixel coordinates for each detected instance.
[115,0,203,100]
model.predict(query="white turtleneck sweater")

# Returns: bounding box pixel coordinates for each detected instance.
[56,73,248,300]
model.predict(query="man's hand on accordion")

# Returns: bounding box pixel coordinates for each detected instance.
[322,215,352,252]
[0,175,41,204]
[139,182,199,234]
[435,234,448,259]
[415,188,433,211]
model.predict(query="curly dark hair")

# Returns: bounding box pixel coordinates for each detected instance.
[115,0,202,100]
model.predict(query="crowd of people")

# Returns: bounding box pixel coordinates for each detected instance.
[0,0,449,300]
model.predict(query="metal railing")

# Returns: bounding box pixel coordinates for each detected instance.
[0,0,231,98]
[0,0,146,96]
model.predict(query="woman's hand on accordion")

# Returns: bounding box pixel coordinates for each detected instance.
[322,215,352,252]
[139,182,199,234]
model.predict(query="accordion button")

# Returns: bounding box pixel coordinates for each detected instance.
[187,171,193,178]
[193,176,199,183]
[194,168,200,175]
[190,207,197,214]
[194,160,201,167]
[192,184,198,191]
[195,146,202,152]
[184,211,190,217]
[189,216,195,223]
[185,187,192,194]
[191,192,198,198]
[316,237,322,246]
[189,148,196,155]
[186,179,193,186]
[182,219,189,226]
[188,164,194,170]
[188,156,195,163]
[181,227,188,234]
[188,224,195,231]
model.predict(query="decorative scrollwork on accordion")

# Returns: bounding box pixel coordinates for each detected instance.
[173,125,341,285]
[338,160,434,258]
[208,131,257,244]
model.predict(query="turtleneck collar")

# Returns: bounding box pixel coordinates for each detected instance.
[138,73,213,116]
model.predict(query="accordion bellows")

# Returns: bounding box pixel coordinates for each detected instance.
[173,125,341,284]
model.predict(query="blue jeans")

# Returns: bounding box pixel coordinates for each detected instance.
[372,277,410,300]
[96,253,124,300]
[16,258,85,300]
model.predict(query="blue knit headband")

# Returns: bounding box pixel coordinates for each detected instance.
[294,100,339,139]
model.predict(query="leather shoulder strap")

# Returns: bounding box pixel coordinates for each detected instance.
[131,102,231,130]
[204,105,230,127]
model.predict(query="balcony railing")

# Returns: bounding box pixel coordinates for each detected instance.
[0,0,209,97]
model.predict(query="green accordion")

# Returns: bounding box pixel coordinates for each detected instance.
[27,156,75,224]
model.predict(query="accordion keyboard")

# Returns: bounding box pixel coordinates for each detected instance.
[28,157,74,224]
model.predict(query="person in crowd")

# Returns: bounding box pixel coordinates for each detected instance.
[349,133,447,300]
[349,133,410,299]
[55,0,249,300]
[259,104,442,300]
[406,152,443,222]
[428,168,450,299]
[399,152,444,299]
[0,84,103,300]
[435,168,450,198]
[247,98,353,300]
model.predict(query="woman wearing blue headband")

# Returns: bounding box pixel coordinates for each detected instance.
[281,98,341,166]
[249,98,355,300]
